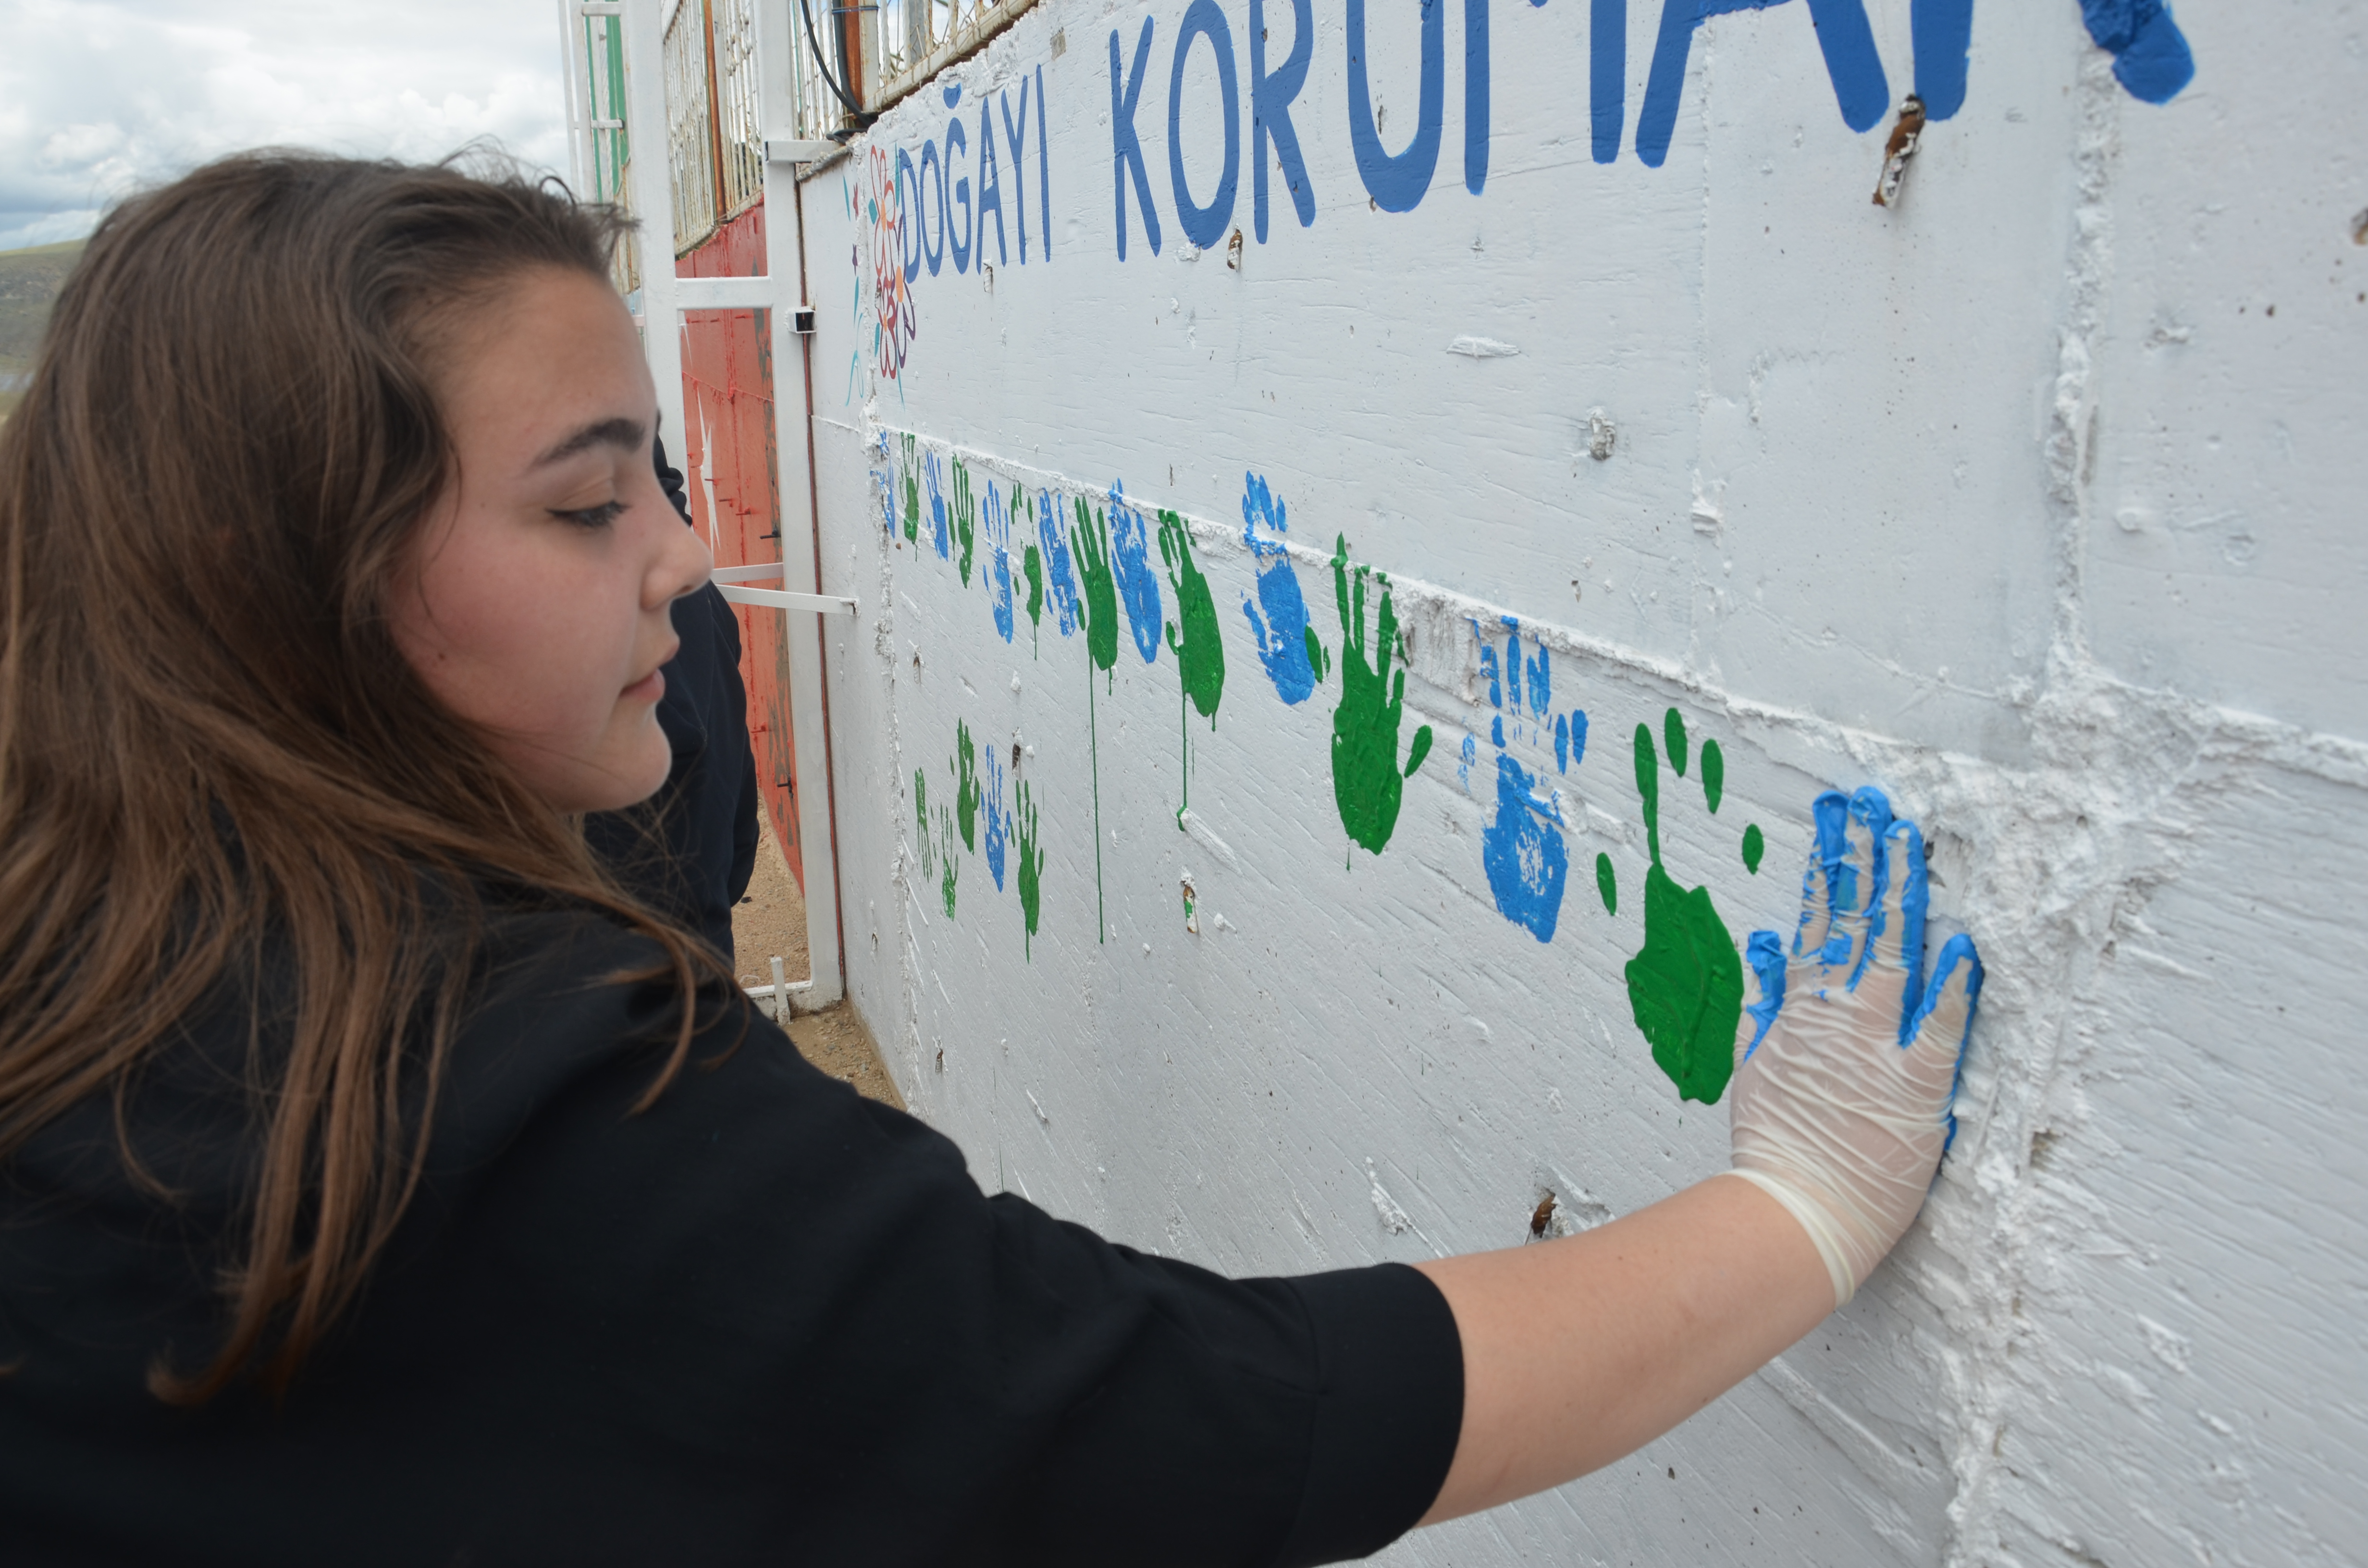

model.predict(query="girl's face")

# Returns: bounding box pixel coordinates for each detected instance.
[390,267,712,815]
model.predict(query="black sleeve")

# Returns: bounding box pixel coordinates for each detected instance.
[0,919,1463,1568]
[715,592,761,907]
[397,924,1467,1566]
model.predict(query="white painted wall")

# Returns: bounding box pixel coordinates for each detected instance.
[793,2,2367,1560]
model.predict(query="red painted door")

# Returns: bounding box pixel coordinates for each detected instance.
[675,203,802,892]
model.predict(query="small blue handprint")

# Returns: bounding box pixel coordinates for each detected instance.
[1474,617,1572,943]
[1742,784,1985,1147]
[924,451,950,560]
[985,480,1015,643]
[1036,488,1080,637]
[1239,472,1322,705]
[1106,481,1163,664]
[983,747,1010,891]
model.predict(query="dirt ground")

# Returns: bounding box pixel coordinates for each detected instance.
[731,810,903,1110]
[729,808,809,991]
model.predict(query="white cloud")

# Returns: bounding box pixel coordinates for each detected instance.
[0,0,571,251]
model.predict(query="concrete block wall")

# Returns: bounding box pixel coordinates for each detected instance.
[794,2,2366,1560]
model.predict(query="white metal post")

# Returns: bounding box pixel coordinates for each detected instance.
[748,0,847,1014]
[555,0,591,196]
[621,0,690,463]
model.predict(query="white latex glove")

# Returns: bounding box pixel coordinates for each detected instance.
[1725,787,1983,1307]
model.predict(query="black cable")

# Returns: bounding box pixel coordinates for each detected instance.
[796,0,873,125]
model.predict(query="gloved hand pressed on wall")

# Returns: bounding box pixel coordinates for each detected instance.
[1724,786,1984,1307]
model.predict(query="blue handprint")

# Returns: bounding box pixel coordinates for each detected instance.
[1472,615,1588,775]
[983,747,1010,891]
[985,479,1015,643]
[1036,487,1080,637]
[1740,784,1985,1146]
[1239,472,1323,705]
[1474,617,1571,943]
[924,450,950,560]
[1106,481,1163,664]
[1484,754,1570,943]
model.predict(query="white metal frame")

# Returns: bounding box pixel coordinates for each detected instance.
[561,0,859,1013]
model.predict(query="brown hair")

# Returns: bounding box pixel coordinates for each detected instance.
[0,151,727,1402]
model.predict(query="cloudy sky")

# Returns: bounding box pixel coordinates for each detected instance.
[0,0,570,252]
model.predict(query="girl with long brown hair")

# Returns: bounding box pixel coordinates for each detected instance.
[0,152,1981,1565]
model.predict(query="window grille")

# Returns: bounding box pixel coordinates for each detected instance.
[712,0,765,217]
[664,0,722,255]
[574,0,1046,255]
[874,0,910,85]
[778,0,837,142]
[871,0,1036,115]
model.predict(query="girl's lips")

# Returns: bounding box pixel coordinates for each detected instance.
[623,639,680,704]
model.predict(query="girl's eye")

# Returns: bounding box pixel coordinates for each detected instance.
[552,499,626,530]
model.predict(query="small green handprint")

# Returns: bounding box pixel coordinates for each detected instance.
[951,719,980,852]
[1622,707,1750,1104]
[1019,485,1045,655]
[913,768,936,881]
[899,432,920,546]
[1015,778,1046,958]
[1321,534,1432,856]
[1158,508,1225,724]
[1072,495,1119,679]
[938,803,961,918]
[950,458,977,586]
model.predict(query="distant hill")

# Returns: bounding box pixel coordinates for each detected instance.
[0,239,85,418]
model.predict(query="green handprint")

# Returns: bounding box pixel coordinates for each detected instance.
[950,458,977,586]
[951,719,979,852]
[1072,495,1119,679]
[1015,779,1046,958]
[1024,545,1045,646]
[1158,508,1225,724]
[1019,485,1045,656]
[1158,506,1226,828]
[913,768,936,881]
[1321,534,1432,856]
[938,803,961,918]
[899,432,920,545]
[1623,707,1745,1104]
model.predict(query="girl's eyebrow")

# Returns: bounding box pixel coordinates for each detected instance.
[532,416,646,469]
